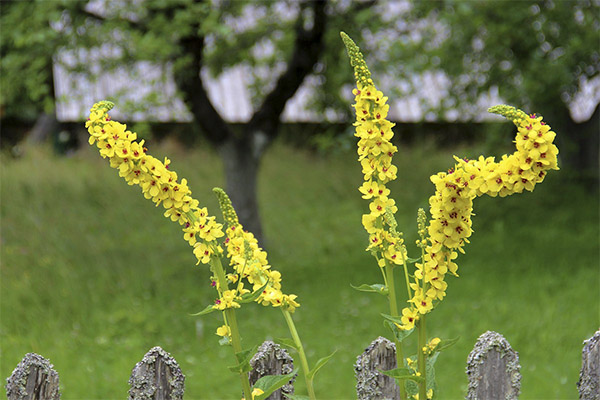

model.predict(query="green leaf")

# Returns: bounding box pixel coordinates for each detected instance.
[283,395,310,400]
[274,337,299,352]
[306,350,337,381]
[189,303,216,316]
[405,379,419,397]
[351,283,388,295]
[238,281,270,304]
[227,346,257,374]
[436,336,460,353]
[253,369,298,400]
[384,320,415,344]
[380,313,404,324]
[405,257,421,264]
[379,367,424,383]
[426,352,439,393]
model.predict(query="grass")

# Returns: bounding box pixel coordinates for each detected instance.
[1,137,598,399]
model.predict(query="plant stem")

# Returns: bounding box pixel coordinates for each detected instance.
[385,263,407,400]
[418,316,427,400]
[211,257,253,400]
[282,309,316,400]
[399,251,412,301]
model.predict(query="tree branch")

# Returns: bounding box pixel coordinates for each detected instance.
[176,33,233,146]
[247,0,328,138]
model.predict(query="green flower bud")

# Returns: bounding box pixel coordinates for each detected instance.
[213,187,239,227]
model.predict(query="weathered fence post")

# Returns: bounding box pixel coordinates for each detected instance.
[5,353,60,400]
[466,331,521,400]
[248,341,295,400]
[578,330,600,400]
[355,336,399,400]
[128,346,185,400]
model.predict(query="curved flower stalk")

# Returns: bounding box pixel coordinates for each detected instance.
[399,106,560,331]
[86,101,306,400]
[342,32,560,400]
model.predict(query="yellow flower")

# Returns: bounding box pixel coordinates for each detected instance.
[216,325,231,337]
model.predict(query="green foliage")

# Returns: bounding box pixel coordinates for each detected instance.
[190,303,217,316]
[306,350,336,382]
[228,346,257,374]
[395,1,599,118]
[383,319,414,344]
[253,369,298,400]
[350,283,388,295]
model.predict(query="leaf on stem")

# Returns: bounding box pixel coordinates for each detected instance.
[189,303,216,316]
[426,352,439,392]
[227,346,257,374]
[238,281,270,304]
[274,337,299,352]
[380,367,424,383]
[306,350,337,381]
[253,369,298,400]
[435,336,460,353]
[383,320,415,344]
[350,283,389,295]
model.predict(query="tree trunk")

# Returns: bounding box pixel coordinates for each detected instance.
[219,131,269,244]
[27,111,59,144]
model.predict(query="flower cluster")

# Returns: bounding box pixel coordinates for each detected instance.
[342,33,408,268]
[398,106,560,329]
[214,188,299,313]
[86,101,225,268]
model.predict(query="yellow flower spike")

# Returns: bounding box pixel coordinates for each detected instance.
[407,105,560,318]
[341,32,372,87]
[212,187,299,310]
[86,101,225,268]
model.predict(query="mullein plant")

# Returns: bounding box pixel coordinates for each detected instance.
[341,32,559,400]
[85,101,329,400]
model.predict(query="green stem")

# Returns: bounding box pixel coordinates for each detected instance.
[399,250,412,301]
[418,316,427,400]
[211,257,253,400]
[384,263,407,400]
[282,309,316,400]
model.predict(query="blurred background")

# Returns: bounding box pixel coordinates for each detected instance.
[1,0,599,398]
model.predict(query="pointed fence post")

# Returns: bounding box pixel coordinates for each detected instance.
[355,336,400,400]
[577,330,600,400]
[248,341,295,400]
[466,331,521,400]
[128,346,185,400]
[5,353,60,400]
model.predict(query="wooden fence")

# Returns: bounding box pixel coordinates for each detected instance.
[6,330,599,400]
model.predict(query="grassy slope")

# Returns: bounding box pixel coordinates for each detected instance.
[1,140,598,399]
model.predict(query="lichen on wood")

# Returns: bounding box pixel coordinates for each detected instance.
[5,353,60,400]
[128,346,185,400]
[355,336,400,400]
[577,330,600,400]
[466,331,521,400]
[248,340,295,400]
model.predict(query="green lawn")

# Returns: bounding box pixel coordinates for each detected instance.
[1,138,598,399]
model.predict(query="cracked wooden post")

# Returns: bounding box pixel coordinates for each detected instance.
[577,330,599,400]
[355,336,400,400]
[128,346,185,400]
[466,331,521,400]
[5,353,60,400]
[248,341,295,400]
